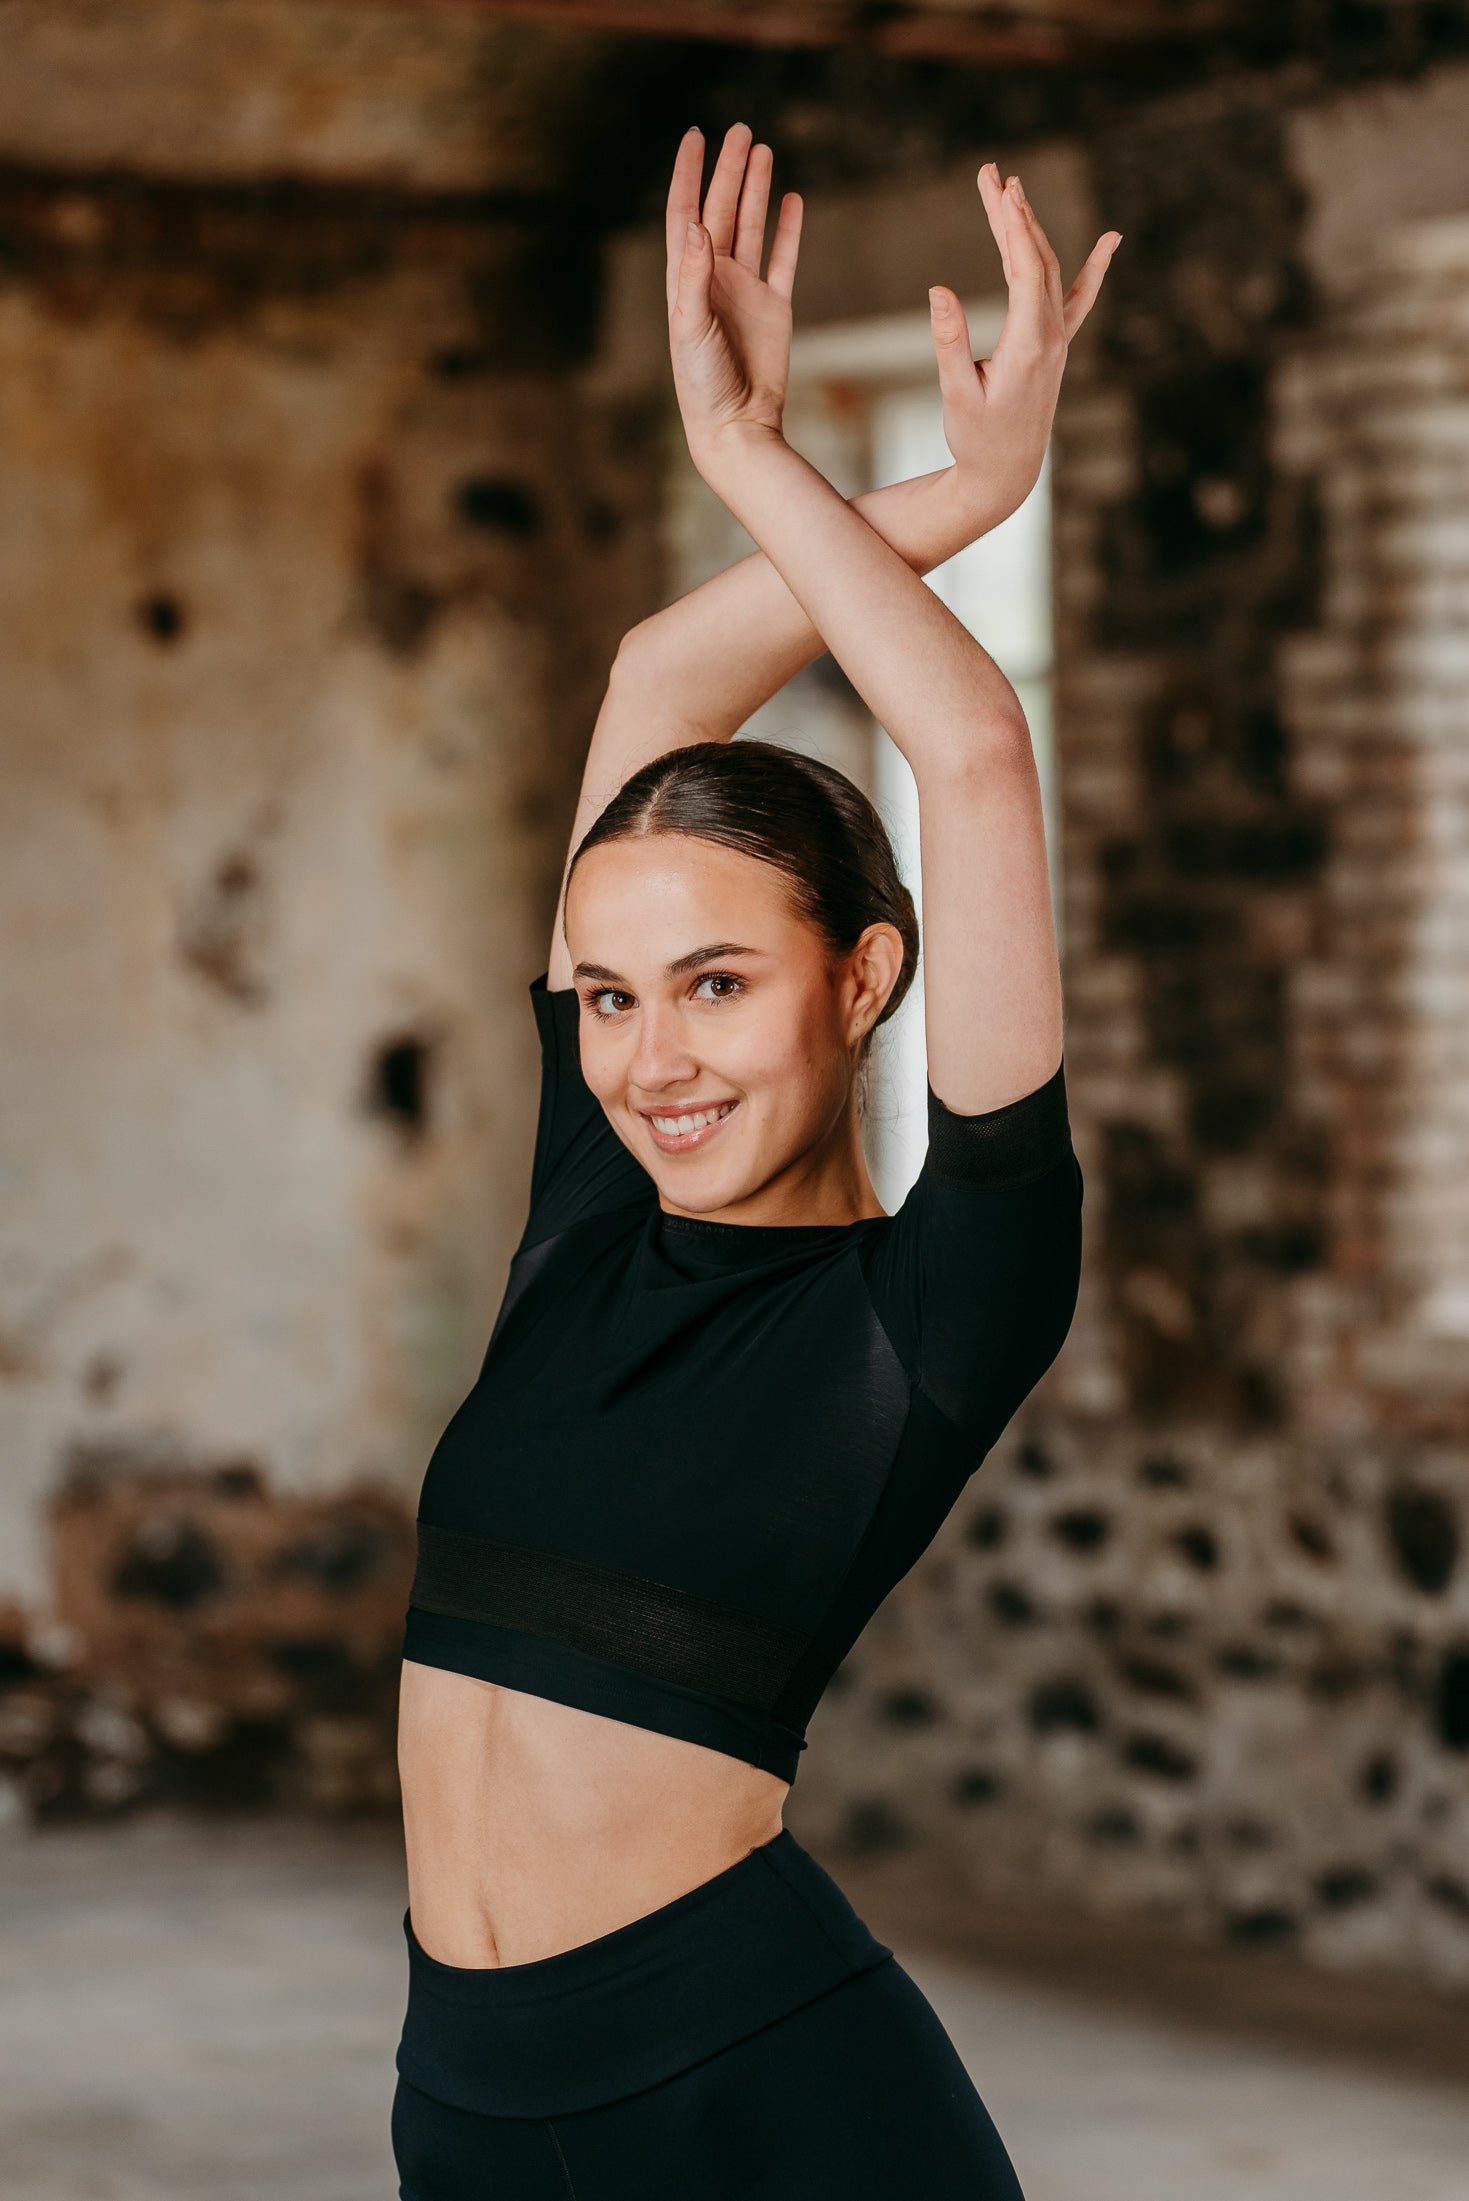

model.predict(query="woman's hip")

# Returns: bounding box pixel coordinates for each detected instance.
[392,1827,1025,2199]
[395,1826,888,2120]
[393,1955,1023,2201]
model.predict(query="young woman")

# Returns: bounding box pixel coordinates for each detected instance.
[392,124,1118,2201]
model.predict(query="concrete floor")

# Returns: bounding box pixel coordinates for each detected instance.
[2,1815,1467,2200]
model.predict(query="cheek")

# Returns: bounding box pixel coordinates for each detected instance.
[726,1021,835,1126]
[575,1030,625,1112]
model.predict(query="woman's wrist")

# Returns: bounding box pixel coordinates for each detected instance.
[684,413,789,490]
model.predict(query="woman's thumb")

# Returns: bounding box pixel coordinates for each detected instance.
[675,220,714,326]
[928,286,976,405]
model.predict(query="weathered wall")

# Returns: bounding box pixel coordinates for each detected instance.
[789,68,1469,1991]
[3,1,1469,1996]
[0,10,664,1815]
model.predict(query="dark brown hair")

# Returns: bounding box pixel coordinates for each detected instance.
[565,739,919,1063]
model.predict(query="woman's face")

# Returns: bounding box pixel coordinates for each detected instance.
[564,833,900,1220]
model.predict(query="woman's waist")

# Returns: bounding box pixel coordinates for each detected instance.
[395,1821,894,2120]
[399,1659,788,1967]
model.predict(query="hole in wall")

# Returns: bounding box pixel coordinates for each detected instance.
[1315,1867,1377,1909]
[840,1798,912,1856]
[1217,1645,1280,1681]
[455,477,540,537]
[1359,1751,1398,1804]
[111,1516,227,1610]
[367,1034,435,1141]
[987,1581,1037,1627]
[876,1687,939,1729]
[952,1768,1003,1806]
[1436,1649,1469,1750]
[137,594,186,645]
[1121,1656,1193,1700]
[1385,1487,1459,1595]
[1051,1507,1111,1553]
[1139,1454,1190,1488]
[966,1505,1007,1550]
[1173,1524,1219,1571]
[1029,1678,1101,1734]
[1124,1732,1197,1782]
[1289,1513,1336,1563]
[1227,1908,1297,1948]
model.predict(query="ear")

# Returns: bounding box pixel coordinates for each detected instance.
[846,921,907,1042]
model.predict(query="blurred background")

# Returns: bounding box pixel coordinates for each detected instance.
[3,3,1469,2195]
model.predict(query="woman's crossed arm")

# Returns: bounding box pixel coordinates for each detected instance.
[547,127,1115,1010]
[653,129,1116,1116]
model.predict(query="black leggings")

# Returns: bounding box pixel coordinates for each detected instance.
[392,1831,1024,2200]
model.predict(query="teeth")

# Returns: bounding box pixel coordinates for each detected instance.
[651,1101,735,1136]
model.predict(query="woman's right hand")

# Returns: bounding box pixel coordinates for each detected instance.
[665,124,804,471]
[929,167,1121,525]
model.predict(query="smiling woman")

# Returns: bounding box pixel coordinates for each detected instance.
[393,119,1116,2201]
[563,737,915,1215]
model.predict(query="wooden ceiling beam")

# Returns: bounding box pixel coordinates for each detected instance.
[397,0,1235,68]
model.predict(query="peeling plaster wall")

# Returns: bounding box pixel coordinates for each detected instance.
[0,45,663,1813]
[4,4,1469,1995]
[0,1,622,191]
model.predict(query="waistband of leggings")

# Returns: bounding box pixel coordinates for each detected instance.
[395,1828,892,2119]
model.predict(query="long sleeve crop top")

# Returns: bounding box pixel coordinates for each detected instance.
[401,972,1084,1784]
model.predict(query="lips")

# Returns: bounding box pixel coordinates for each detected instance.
[641,1098,740,1154]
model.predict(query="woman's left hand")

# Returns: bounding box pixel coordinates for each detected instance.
[928,167,1121,523]
[665,124,804,468]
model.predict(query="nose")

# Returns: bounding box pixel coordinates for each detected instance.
[629,998,700,1093]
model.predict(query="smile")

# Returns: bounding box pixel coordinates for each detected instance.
[642,1099,740,1152]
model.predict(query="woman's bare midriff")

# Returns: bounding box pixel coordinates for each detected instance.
[398,1658,790,1969]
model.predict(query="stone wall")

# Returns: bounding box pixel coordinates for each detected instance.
[789,72,1469,1991]
[3,3,1469,1995]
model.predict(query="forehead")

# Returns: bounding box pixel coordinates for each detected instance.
[566,834,802,948]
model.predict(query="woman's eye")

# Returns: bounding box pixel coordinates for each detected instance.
[587,989,631,1018]
[694,973,743,1002]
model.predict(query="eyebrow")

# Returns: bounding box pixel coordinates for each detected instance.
[573,943,769,985]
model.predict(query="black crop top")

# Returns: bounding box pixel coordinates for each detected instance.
[402,973,1083,1783]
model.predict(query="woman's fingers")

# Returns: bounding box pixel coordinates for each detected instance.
[1062,230,1123,339]
[733,141,774,273]
[976,161,1012,289]
[928,286,980,423]
[1010,177,1065,316]
[701,122,754,257]
[665,126,706,313]
[993,178,1053,359]
[765,190,804,301]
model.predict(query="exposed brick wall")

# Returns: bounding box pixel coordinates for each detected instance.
[4,7,1469,1997]
[788,83,1469,1990]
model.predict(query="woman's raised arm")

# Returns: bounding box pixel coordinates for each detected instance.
[663,149,1117,1116]
[545,126,1116,996]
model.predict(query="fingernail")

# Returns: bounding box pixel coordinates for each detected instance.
[687,221,703,248]
[928,286,949,313]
